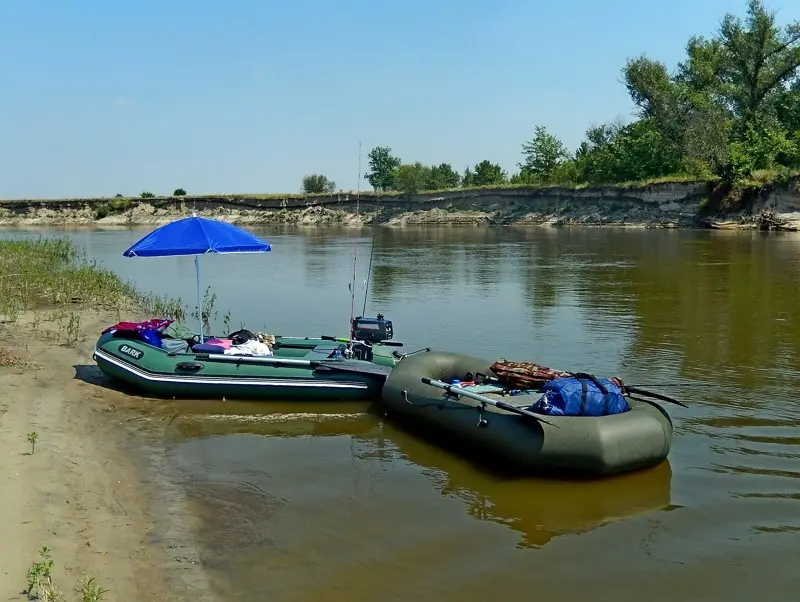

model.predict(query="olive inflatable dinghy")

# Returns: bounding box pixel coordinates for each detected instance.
[380,351,679,477]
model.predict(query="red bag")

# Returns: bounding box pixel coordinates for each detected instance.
[102,318,172,335]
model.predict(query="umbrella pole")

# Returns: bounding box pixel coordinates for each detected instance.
[194,254,204,343]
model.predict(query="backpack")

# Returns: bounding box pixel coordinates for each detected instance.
[532,373,630,417]
[229,329,255,346]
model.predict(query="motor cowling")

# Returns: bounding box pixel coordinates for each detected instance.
[352,313,393,343]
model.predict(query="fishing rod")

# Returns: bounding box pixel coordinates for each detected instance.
[347,141,362,352]
[361,187,379,316]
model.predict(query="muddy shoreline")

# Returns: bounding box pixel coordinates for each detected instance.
[1,179,799,230]
[0,308,216,601]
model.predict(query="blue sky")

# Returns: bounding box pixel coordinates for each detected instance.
[0,0,797,199]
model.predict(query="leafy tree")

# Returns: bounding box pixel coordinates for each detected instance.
[394,162,431,196]
[364,146,401,191]
[173,188,187,196]
[619,0,800,181]
[471,160,507,186]
[711,0,799,119]
[426,163,461,189]
[573,120,683,183]
[140,191,155,199]
[775,83,800,132]
[622,56,681,122]
[519,126,571,183]
[621,56,693,170]
[462,167,475,187]
[302,174,336,194]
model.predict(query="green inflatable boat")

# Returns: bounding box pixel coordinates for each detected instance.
[93,315,419,402]
[380,350,683,477]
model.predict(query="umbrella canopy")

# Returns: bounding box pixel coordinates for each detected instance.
[123,215,272,257]
[122,215,272,342]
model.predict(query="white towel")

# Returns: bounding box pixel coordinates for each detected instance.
[223,339,274,357]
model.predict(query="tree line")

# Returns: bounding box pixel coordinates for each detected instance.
[302,0,800,196]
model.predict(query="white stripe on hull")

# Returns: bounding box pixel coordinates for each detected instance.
[94,348,369,390]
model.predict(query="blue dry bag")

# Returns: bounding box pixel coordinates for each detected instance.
[138,328,163,348]
[532,374,629,417]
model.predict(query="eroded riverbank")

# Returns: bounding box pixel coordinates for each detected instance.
[1,178,800,230]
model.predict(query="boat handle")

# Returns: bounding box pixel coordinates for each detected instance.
[175,362,204,372]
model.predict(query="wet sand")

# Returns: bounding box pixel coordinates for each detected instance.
[0,308,213,601]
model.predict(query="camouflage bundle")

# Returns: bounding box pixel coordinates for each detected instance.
[489,359,571,390]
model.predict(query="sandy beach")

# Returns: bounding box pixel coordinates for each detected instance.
[0,308,213,602]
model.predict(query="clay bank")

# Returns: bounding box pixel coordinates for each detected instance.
[2,178,800,230]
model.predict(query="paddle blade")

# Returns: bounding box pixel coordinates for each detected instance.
[625,386,688,408]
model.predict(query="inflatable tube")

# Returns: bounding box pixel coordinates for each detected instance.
[380,350,673,477]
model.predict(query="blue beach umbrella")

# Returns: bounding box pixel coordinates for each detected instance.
[122,214,272,342]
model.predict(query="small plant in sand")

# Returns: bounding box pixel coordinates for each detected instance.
[132,290,186,322]
[27,431,38,455]
[31,311,42,334]
[76,577,108,602]
[66,313,81,345]
[25,546,59,600]
[190,286,218,335]
[24,546,107,602]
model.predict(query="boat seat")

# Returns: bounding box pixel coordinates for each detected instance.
[191,342,227,354]
[303,344,342,361]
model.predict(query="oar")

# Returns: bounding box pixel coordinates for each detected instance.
[624,382,717,388]
[621,385,688,408]
[193,352,392,377]
[420,378,557,427]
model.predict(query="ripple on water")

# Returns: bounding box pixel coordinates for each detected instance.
[672,380,800,537]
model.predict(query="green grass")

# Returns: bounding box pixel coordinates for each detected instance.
[738,167,800,188]
[0,237,186,332]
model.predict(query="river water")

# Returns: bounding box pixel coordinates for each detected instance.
[4,225,800,600]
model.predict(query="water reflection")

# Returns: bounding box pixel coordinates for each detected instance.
[381,420,674,549]
[167,406,673,573]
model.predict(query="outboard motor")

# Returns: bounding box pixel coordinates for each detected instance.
[352,313,393,344]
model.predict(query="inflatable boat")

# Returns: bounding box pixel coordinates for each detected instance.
[93,315,420,402]
[380,351,680,477]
